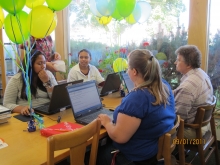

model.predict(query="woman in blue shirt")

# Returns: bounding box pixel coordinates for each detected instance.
[97,49,176,165]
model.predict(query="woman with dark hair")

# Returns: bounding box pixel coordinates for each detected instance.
[94,49,176,165]
[67,49,104,85]
[3,50,57,115]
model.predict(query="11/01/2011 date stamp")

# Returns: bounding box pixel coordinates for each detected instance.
[173,138,205,145]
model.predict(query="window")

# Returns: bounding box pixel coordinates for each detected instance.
[68,0,189,88]
[208,0,220,109]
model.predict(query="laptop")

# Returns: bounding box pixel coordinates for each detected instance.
[100,72,122,97]
[121,72,135,93]
[66,80,113,125]
[34,80,83,115]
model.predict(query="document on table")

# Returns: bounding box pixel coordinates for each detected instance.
[0,138,8,149]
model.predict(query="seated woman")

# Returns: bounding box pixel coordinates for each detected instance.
[96,49,176,165]
[3,50,57,115]
[67,49,104,86]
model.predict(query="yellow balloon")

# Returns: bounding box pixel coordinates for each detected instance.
[0,6,4,28]
[113,58,128,72]
[125,14,136,25]
[26,0,45,9]
[28,5,57,39]
[97,16,112,25]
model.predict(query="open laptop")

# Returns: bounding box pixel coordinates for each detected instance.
[34,80,83,115]
[121,72,135,93]
[66,80,113,125]
[100,72,121,97]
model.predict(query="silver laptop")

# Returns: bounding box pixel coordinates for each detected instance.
[66,80,113,125]
[34,80,83,115]
[121,72,135,93]
[100,72,121,97]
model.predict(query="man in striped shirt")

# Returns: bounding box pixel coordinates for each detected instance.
[173,45,214,139]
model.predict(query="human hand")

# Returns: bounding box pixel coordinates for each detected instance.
[20,106,34,116]
[54,52,61,60]
[46,62,58,72]
[97,114,112,127]
[38,70,49,83]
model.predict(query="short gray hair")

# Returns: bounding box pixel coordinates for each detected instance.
[175,45,201,68]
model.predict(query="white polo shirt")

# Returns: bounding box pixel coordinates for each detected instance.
[67,63,104,84]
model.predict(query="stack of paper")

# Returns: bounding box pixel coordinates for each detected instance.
[0,105,11,124]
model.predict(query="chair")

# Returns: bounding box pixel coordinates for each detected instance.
[157,115,185,165]
[47,119,101,165]
[184,96,220,165]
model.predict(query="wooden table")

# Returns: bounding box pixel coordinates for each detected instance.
[0,92,122,165]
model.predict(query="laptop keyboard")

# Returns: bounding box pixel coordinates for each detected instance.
[34,104,49,112]
[79,109,113,123]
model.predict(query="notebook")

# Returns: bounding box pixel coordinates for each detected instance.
[34,80,83,115]
[100,72,121,97]
[121,72,135,93]
[66,80,113,125]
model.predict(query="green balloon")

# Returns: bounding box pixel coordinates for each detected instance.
[111,8,123,21]
[46,0,72,11]
[0,0,25,14]
[4,11,29,44]
[156,52,167,60]
[116,0,136,18]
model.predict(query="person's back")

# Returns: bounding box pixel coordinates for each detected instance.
[95,49,175,165]
[174,68,213,123]
[113,80,175,161]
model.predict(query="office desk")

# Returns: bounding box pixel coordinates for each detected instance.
[0,92,122,165]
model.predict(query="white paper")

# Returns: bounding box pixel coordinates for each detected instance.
[0,139,8,149]
[0,105,10,113]
[52,60,66,73]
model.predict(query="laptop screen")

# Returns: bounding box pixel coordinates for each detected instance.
[100,72,121,96]
[121,72,134,93]
[67,81,102,117]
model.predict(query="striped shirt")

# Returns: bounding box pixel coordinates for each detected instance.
[173,68,214,124]
[3,71,57,111]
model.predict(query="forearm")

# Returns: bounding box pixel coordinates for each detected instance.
[46,62,58,72]
[12,105,25,113]
[104,122,125,143]
[46,87,53,98]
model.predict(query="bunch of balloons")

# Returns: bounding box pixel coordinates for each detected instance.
[0,0,72,44]
[89,0,152,25]
[0,0,72,130]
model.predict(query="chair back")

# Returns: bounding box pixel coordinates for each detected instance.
[47,120,101,165]
[194,96,216,127]
[184,96,220,165]
[157,115,181,165]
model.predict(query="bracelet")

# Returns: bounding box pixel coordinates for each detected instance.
[43,80,51,88]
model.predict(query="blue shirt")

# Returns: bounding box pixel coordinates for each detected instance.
[113,80,176,161]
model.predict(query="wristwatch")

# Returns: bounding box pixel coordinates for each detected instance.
[43,80,51,88]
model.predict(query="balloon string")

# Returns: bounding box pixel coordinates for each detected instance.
[9,15,17,44]
[44,16,55,38]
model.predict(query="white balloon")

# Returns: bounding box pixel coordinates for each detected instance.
[138,1,152,24]
[89,0,102,17]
